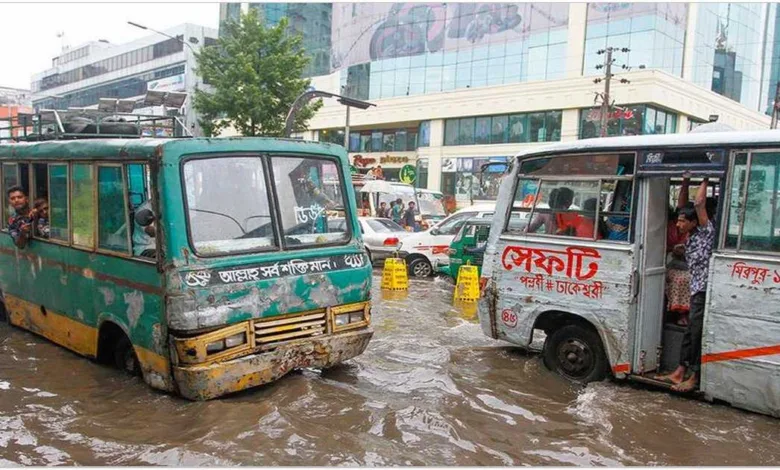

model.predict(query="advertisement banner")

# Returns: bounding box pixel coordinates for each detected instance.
[330,3,569,71]
[147,74,186,93]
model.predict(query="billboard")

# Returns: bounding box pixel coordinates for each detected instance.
[330,3,569,71]
[147,74,186,93]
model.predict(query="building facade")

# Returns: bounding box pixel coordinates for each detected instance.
[230,3,777,205]
[30,24,218,136]
[0,87,32,141]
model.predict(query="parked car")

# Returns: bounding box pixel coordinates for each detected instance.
[328,217,410,263]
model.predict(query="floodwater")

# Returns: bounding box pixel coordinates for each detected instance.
[1,273,779,466]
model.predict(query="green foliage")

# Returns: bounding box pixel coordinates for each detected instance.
[193,9,322,137]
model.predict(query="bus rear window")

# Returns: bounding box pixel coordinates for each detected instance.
[184,157,276,256]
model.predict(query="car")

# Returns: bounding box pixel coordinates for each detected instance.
[397,203,497,277]
[328,217,410,263]
[440,215,529,280]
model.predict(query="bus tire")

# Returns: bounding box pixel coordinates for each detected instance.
[542,324,607,384]
[113,335,141,377]
[408,257,433,278]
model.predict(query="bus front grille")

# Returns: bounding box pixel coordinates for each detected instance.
[253,311,327,346]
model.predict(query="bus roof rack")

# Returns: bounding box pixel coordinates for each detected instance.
[0,107,192,143]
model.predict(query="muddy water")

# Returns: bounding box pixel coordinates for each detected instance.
[1,273,780,466]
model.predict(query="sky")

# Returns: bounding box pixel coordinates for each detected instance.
[0,2,220,90]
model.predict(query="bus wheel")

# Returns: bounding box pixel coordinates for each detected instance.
[113,335,141,377]
[542,324,607,383]
[408,257,433,277]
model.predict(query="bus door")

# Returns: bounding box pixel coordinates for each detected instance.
[632,177,669,374]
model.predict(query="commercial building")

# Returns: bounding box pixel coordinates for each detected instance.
[0,86,32,140]
[30,23,218,136]
[226,3,778,205]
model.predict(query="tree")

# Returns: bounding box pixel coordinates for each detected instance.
[193,9,322,137]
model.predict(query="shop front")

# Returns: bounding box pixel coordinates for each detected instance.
[350,153,417,182]
[440,156,508,207]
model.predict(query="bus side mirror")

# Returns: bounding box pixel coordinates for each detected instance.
[135,207,155,227]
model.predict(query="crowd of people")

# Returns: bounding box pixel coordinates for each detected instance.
[374,198,419,231]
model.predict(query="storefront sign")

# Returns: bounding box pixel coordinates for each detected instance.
[586,108,635,122]
[399,164,416,184]
[353,155,377,168]
[353,154,411,167]
[381,155,409,165]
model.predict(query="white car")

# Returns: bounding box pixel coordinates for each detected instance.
[328,217,410,263]
[398,203,498,277]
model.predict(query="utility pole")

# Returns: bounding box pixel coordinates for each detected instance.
[599,48,613,138]
[772,82,780,129]
[593,47,633,138]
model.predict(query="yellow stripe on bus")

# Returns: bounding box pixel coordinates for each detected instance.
[6,294,98,357]
[5,294,170,382]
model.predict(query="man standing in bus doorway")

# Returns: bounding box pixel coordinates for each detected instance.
[6,186,38,249]
[659,173,715,393]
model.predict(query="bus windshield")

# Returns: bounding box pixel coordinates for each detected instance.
[417,191,446,217]
[184,156,349,255]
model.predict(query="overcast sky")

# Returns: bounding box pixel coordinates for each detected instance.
[0,2,220,90]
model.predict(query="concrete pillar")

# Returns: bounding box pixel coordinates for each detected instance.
[681,3,699,82]
[425,119,445,192]
[560,109,581,141]
[677,114,689,134]
[566,3,589,79]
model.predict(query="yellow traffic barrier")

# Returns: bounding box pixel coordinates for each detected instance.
[453,262,480,302]
[381,257,409,291]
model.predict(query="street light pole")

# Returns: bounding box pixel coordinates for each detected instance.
[127,21,197,54]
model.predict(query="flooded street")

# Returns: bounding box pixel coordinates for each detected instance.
[1,272,779,466]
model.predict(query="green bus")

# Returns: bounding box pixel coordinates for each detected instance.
[0,137,373,400]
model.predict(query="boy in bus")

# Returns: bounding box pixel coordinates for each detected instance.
[33,198,50,239]
[377,201,389,219]
[658,174,714,393]
[6,186,39,249]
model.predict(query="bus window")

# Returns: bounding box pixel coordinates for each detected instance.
[184,156,275,256]
[2,163,21,229]
[727,151,780,252]
[97,165,130,253]
[271,156,349,247]
[72,164,96,248]
[32,163,48,202]
[48,164,69,242]
[508,178,632,240]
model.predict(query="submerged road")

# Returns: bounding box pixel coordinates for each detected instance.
[1,273,779,465]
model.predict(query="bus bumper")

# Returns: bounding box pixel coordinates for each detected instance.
[172,328,373,401]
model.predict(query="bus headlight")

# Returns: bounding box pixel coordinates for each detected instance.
[205,332,247,354]
[331,302,370,332]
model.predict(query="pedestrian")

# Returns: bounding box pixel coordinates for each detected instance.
[6,186,36,249]
[377,201,389,218]
[657,172,715,393]
[391,198,404,224]
[402,201,418,231]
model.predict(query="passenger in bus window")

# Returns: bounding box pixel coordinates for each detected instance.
[33,198,50,239]
[133,199,157,258]
[659,174,714,393]
[551,188,576,235]
[525,188,559,234]
[6,186,36,249]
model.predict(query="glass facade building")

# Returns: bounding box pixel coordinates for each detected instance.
[222,3,776,202]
